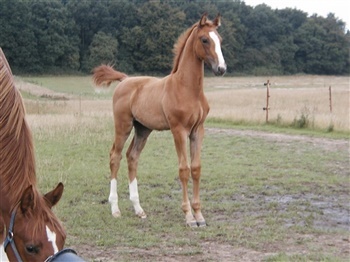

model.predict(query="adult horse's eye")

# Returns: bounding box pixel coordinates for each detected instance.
[201,37,209,44]
[26,245,39,254]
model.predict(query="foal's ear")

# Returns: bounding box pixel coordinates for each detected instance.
[213,13,221,27]
[20,185,35,214]
[44,182,64,208]
[199,12,208,27]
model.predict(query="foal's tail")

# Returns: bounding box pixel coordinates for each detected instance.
[92,65,128,87]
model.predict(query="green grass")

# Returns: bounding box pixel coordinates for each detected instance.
[20,76,113,98]
[31,115,349,261]
[206,117,350,139]
[18,75,350,260]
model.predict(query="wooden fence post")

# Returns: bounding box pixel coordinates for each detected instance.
[79,93,82,116]
[263,80,270,123]
[329,86,332,113]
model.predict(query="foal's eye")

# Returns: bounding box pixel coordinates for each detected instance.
[201,37,209,44]
[26,245,39,254]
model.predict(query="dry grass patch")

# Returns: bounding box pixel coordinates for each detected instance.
[24,99,112,117]
[205,75,349,131]
[19,74,349,131]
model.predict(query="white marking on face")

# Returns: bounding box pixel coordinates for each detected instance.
[0,243,9,262]
[209,31,226,69]
[46,226,59,254]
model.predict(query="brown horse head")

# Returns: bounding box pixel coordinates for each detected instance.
[1,48,67,261]
[194,13,227,76]
[5,183,66,262]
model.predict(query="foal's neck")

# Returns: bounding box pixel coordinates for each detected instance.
[172,35,204,94]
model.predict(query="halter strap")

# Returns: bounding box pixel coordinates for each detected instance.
[3,203,23,262]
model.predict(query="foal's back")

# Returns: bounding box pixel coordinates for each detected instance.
[113,75,171,131]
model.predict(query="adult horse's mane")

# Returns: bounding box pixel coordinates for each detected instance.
[0,50,37,209]
[0,50,64,238]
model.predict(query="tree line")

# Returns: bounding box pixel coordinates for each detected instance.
[0,0,349,75]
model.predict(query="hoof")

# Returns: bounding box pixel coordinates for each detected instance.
[197,221,207,227]
[186,221,198,228]
[112,211,121,218]
[136,211,147,219]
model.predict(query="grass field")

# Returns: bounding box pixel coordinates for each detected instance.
[14,75,350,261]
[20,75,349,132]
[206,76,349,132]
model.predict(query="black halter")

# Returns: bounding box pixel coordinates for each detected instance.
[3,203,22,262]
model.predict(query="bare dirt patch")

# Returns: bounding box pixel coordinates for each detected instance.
[206,127,350,153]
[70,234,350,262]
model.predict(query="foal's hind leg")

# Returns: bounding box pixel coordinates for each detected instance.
[109,121,133,218]
[126,121,152,218]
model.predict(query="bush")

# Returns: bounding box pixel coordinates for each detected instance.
[292,107,310,128]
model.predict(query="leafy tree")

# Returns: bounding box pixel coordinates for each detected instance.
[65,0,110,71]
[0,0,349,75]
[219,1,251,74]
[30,0,80,72]
[275,8,307,74]
[238,4,286,74]
[0,0,38,72]
[294,14,349,74]
[121,2,185,73]
[83,31,119,72]
[107,0,139,31]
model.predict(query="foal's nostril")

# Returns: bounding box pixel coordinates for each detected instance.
[211,64,226,76]
[218,66,226,75]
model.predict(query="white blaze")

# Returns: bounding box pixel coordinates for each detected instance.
[209,31,226,69]
[46,226,59,254]
[0,243,9,262]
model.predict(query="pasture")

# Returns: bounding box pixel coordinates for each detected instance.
[16,75,350,261]
[20,75,350,132]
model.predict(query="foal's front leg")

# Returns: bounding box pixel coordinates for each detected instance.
[190,125,206,227]
[172,128,197,227]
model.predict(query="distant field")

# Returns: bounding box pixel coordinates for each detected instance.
[13,75,349,261]
[19,75,349,132]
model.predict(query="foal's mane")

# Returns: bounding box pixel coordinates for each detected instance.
[0,49,37,208]
[171,23,198,74]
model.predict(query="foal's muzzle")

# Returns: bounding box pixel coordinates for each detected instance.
[213,64,226,76]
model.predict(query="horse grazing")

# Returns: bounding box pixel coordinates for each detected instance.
[93,13,226,227]
[0,48,66,261]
